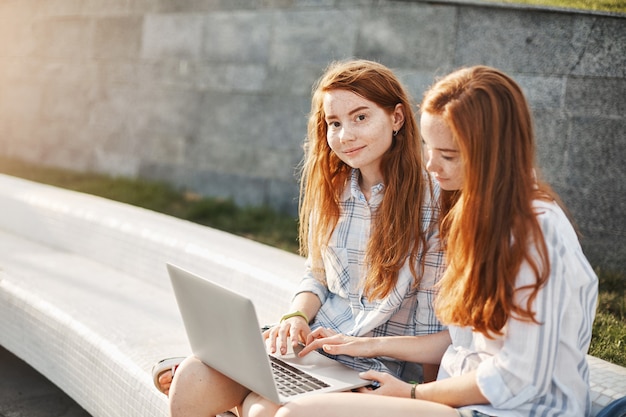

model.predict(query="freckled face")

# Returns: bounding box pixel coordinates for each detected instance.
[421,112,464,191]
[323,89,403,185]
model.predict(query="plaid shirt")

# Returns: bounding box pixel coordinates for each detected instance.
[296,169,445,379]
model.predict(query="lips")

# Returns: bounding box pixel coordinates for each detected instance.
[344,146,365,155]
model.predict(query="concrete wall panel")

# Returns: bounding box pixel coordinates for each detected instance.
[141,14,203,60]
[571,16,626,77]
[357,5,457,70]
[202,11,272,63]
[456,9,582,74]
[0,0,623,272]
[565,76,626,117]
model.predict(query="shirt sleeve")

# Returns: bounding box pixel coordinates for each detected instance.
[294,254,329,304]
[474,203,597,409]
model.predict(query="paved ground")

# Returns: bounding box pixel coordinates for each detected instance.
[0,346,92,417]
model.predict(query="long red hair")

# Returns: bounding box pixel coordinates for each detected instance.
[299,59,433,300]
[421,66,558,336]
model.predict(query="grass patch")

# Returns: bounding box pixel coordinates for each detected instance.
[0,156,624,366]
[482,0,626,13]
[589,269,626,366]
[0,157,299,253]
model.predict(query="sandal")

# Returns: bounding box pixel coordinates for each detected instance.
[152,357,185,394]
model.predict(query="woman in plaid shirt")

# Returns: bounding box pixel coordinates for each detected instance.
[164,59,445,416]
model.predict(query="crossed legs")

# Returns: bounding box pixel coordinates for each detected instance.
[168,357,454,417]
[169,356,280,417]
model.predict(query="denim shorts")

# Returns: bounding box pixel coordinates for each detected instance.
[457,410,492,417]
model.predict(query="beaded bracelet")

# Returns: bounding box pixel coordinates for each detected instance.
[280,310,309,324]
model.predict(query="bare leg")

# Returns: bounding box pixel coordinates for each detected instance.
[240,392,282,417]
[274,392,459,417]
[169,356,251,417]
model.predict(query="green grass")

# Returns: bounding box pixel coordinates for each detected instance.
[482,0,626,13]
[0,156,624,366]
[589,269,626,366]
[0,157,299,253]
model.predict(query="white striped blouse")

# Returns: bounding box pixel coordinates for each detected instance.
[442,199,599,417]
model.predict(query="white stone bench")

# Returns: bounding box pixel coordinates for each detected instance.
[0,174,622,417]
[0,173,303,417]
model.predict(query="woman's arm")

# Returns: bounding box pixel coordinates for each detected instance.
[413,370,488,407]
[300,329,451,366]
[353,368,488,408]
[314,330,487,407]
[288,291,323,329]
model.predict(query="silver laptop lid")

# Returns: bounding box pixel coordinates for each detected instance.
[166,263,370,404]
[167,263,282,403]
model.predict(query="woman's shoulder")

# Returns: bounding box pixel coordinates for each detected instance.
[532,199,567,223]
[530,199,598,292]
[532,198,580,251]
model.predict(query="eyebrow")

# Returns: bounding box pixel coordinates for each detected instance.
[325,105,370,120]
[348,106,370,116]
[421,138,459,153]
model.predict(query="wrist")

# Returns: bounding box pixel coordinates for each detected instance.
[280,310,309,324]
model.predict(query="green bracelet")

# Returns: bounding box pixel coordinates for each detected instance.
[280,310,309,324]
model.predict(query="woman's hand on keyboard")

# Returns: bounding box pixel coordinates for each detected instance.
[263,318,311,356]
[300,329,377,358]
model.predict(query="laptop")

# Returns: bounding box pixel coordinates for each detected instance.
[166,263,370,404]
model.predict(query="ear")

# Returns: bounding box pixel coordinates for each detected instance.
[392,103,405,131]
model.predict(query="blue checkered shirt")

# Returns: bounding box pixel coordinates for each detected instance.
[296,169,445,379]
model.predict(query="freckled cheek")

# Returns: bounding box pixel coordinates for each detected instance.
[451,165,464,185]
[326,133,340,152]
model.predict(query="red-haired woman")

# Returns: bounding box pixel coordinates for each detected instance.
[161,59,445,417]
[274,66,598,417]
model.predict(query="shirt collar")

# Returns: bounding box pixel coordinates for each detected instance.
[343,169,385,202]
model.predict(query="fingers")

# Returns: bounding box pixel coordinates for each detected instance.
[357,371,408,397]
[265,319,311,355]
[299,330,347,357]
[306,327,337,341]
[358,370,385,382]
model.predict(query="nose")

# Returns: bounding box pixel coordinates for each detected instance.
[426,151,438,173]
[339,126,354,142]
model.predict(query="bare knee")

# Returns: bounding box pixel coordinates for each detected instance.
[274,403,302,417]
[274,407,290,417]
[170,356,249,417]
[241,392,281,417]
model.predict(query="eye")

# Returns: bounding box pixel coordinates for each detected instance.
[327,121,341,128]
[356,114,366,122]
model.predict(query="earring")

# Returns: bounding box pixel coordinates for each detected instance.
[393,130,398,137]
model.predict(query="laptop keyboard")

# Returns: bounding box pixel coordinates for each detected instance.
[269,355,330,397]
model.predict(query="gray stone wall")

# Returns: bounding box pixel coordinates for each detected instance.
[0,0,624,273]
